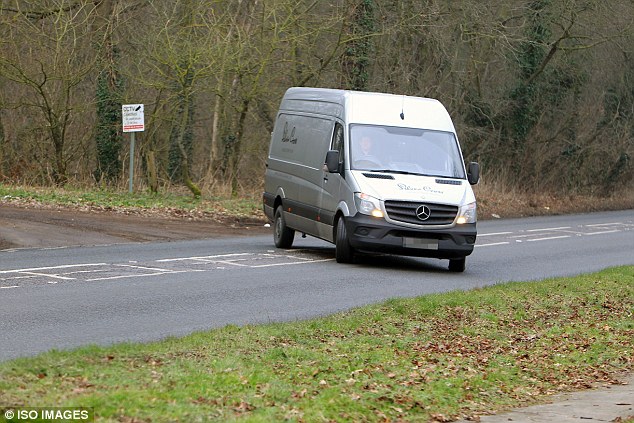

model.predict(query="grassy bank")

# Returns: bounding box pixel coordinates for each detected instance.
[0,184,265,221]
[0,267,632,422]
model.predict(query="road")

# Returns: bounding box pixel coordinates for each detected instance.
[1,210,632,361]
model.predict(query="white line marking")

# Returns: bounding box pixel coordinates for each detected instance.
[282,255,315,261]
[477,232,513,237]
[250,258,335,268]
[85,270,198,282]
[526,227,571,232]
[526,236,571,242]
[475,242,510,248]
[1,275,37,281]
[157,253,251,262]
[114,264,177,272]
[584,230,621,235]
[0,285,19,289]
[0,263,107,274]
[214,260,250,267]
[256,254,316,262]
[21,272,75,280]
[585,222,622,227]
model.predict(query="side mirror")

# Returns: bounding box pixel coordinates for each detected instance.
[467,162,480,185]
[323,150,340,173]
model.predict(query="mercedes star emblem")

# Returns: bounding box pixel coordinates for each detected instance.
[415,205,431,221]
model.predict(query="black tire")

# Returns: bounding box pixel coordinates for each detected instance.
[335,217,354,263]
[448,257,466,272]
[273,206,294,248]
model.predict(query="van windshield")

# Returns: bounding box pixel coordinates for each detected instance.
[349,124,466,179]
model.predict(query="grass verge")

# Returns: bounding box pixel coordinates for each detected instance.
[0,267,632,422]
[0,184,264,221]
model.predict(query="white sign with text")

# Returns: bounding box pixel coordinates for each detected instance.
[122,104,145,132]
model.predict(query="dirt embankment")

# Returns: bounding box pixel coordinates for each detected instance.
[0,204,270,250]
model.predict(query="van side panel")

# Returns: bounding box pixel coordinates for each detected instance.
[265,112,334,237]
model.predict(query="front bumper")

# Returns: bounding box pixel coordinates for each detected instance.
[346,213,476,259]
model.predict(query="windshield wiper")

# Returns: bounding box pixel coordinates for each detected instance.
[366,169,432,177]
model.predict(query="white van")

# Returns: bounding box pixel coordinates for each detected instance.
[263,88,480,271]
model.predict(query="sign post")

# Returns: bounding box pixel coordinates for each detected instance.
[122,104,145,193]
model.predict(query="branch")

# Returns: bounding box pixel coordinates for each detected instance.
[0,2,82,21]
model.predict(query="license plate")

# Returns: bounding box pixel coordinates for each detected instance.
[403,237,438,250]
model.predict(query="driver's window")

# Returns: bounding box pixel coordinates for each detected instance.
[331,122,344,164]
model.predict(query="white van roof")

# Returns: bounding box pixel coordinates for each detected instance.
[282,87,456,133]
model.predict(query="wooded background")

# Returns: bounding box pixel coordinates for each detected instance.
[0,0,632,198]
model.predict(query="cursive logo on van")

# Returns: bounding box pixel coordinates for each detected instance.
[397,183,444,195]
[422,186,443,195]
[281,122,298,144]
[397,183,420,191]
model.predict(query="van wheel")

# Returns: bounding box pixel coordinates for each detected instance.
[448,257,466,272]
[274,206,294,248]
[335,217,354,263]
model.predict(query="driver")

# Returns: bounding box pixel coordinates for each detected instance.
[359,135,373,156]
[356,135,382,165]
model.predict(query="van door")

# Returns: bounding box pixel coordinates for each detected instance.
[317,121,345,241]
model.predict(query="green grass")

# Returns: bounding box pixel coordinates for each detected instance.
[0,184,263,219]
[0,267,632,422]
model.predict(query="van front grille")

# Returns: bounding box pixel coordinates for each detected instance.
[384,201,458,225]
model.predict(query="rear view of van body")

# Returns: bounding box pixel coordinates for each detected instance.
[263,88,480,272]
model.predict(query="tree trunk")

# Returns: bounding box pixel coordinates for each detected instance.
[176,89,201,198]
[145,150,158,193]
[0,111,5,178]
[229,98,250,196]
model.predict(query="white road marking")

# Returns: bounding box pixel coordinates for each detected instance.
[526,227,571,232]
[157,253,251,262]
[475,242,510,248]
[0,286,19,289]
[250,258,335,268]
[584,230,621,235]
[214,260,249,267]
[510,234,547,239]
[0,275,37,281]
[585,222,622,227]
[526,236,571,242]
[0,263,107,274]
[115,264,178,272]
[478,232,513,237]
[86,269,199,282]
[20,272,74,280]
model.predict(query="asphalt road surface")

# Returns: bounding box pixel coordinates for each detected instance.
[1,210,632,361]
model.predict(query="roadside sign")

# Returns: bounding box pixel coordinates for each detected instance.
[122,103,144,192]
[122,104,145,132]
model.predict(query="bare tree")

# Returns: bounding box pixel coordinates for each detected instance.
[0,0,99,185]
[128,0,226,197]
[94,0,125,185]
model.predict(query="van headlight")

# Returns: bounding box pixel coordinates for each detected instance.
[355,193,384,218]
[456,202,477,224]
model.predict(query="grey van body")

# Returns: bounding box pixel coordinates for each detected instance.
[263,87,479,271]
